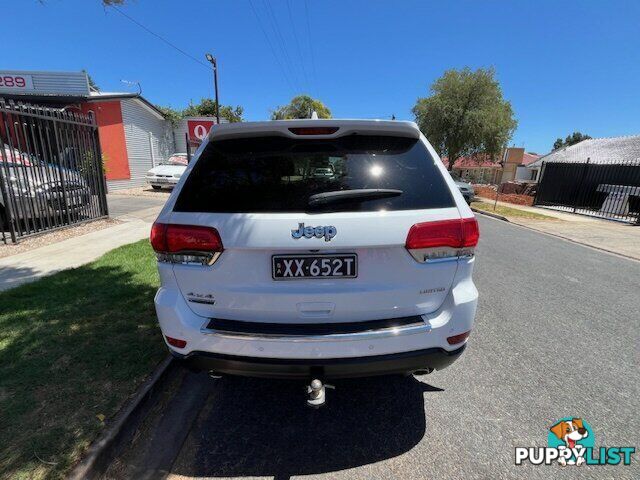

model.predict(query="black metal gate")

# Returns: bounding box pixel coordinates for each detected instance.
[534,160,640,224]
[0,99,108,243]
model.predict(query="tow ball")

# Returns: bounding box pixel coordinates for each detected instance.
[306,378,334,408]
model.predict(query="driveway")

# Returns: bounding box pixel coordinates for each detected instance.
[107,193,168,221]
[104,215,640,480]
[0,194,168,292]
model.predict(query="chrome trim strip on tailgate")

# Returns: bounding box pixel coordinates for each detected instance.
[199,316,431,342]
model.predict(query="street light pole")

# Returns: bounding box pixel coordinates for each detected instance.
[205,53,220,124]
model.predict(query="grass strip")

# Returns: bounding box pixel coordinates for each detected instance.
[0,240,165,480]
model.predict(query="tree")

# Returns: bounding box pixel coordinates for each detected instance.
[271,95,332,120]
[155,99,244,125]
[182,98,244,123]
[82,69,99,91]
[155,105,183,126]
[552,132,592,150]
[412,67,517,170]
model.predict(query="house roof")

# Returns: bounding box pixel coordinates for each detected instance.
[87,91,165,118]
[443,150,540,169]
[528,135,640,168]
[442,154,501,169]
[521,152,541,166]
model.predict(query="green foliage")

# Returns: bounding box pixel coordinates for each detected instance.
[77,149,108,177]
[183,98,244,123]
[552,132,592,150]
[156,105,183,126]
[271,95,332,120]
[156,99,244,125]
[0,240,164,479]
[412,67,517,170]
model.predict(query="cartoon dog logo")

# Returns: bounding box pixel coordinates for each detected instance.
[550,418,589,466]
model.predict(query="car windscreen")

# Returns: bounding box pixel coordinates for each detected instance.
[162,155,188,166]
[174,134,454,213]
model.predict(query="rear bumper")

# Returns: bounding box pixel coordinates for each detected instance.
[146,177,178,187]
[171,344,466,379]
[154,256,478,374]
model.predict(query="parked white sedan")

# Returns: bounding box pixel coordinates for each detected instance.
[146,153,188,190]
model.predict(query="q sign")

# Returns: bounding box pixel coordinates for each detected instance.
[187,120,215,142]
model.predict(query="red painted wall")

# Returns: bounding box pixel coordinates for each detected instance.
[81,101,130,180]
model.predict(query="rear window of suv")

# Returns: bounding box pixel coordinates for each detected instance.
[174,134,454,213]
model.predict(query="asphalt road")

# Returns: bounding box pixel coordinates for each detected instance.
[105,215,640,480]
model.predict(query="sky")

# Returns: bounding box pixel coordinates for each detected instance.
[4,0,640,153]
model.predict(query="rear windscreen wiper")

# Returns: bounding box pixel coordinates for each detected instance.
[307,189,403,206]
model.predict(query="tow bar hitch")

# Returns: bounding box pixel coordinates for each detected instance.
[307,378,334,408]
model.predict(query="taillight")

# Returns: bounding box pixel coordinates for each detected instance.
[150,223,223,265]
[405,217,479,262]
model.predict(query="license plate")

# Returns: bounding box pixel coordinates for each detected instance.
[272,254,357,280]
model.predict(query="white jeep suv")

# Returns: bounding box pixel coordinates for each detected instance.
[151,120,479,381]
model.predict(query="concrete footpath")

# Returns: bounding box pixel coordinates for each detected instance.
[476,197,640,261]
[0,195,165,292]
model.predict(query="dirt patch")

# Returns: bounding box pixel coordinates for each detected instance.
[0,218,121,258]
[109,187,172,198]
[473,185,534,206]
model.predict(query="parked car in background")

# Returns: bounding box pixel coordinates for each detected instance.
[451,173,474,204]
[0,145,91,225]
[146,153,188,190]
[312,166,335,178]
[150,119,479,406]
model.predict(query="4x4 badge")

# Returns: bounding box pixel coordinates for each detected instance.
[291,223,337,242]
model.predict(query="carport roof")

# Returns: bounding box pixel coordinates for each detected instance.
[529,135,640,167]
[0,90,166,118]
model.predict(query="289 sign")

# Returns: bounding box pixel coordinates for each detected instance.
[0,75,33,90]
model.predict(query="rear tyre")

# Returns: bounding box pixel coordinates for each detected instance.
[151,185,162,190]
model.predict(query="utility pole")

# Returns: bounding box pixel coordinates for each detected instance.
[205,53,220,124]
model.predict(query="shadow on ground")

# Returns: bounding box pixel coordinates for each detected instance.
[0,264,41,291]
[167,373,439,480]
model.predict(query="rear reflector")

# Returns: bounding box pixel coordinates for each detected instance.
[447,330,471,345]
[288,127,339,135]
[405,218,479,250]
[151,223,223,265]
[165,336,187,349]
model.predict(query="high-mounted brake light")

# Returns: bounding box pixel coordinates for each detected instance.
[405,217,479,262]
[288,127,339,135]
[150,223,223,265]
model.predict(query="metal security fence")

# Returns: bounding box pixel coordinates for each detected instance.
[534,160,640,224]
[0,100,108,243]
